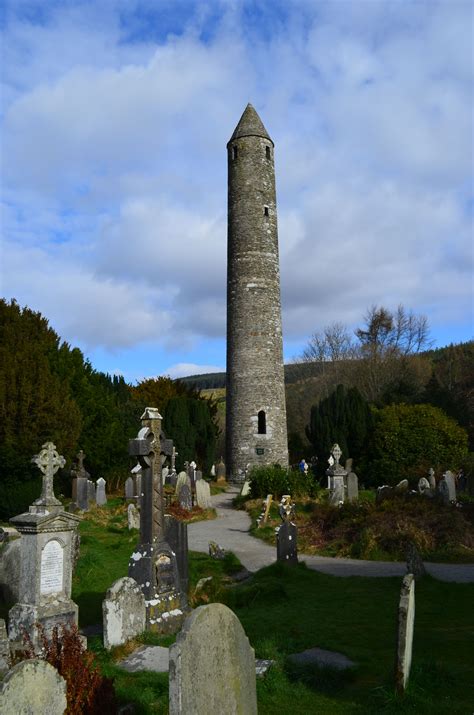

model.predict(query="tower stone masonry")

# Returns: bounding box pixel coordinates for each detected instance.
[226,104,289,482]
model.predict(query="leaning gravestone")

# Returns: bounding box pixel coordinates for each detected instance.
[103,577,146,650]
[0,659,67,714]
[169,603,257,715]
[96,477,107,506]
[395,574,415,693]
[196,480,212,510]
[346,472,359,502]
[125,476,135,500]
[179,484,192,511]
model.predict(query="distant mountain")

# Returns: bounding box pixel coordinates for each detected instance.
[176,362,324,390]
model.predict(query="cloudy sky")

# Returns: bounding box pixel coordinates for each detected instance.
[1,0,472,382]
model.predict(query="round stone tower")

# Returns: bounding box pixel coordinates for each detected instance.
[226,104,289,483]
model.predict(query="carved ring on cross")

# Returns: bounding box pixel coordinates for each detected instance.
[32,442,66,476]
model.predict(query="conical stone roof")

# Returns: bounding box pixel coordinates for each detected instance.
[228,103,273,145]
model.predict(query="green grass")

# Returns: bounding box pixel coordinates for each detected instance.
[34,499,474,712]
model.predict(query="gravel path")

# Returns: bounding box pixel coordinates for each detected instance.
[188,489,474,583]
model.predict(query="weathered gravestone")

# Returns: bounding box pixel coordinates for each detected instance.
[439,470,456,502]
[395,479,409,492]
[179,484,192,511]
[128,408,185,634]
[135,470,142,501]
[164,515,189,597]
[169,603,257,715]
[96,477,107,506]
[8,442,80,648]
[128,503,140,530]
[395,574,415,693]
[103,577,146,650]
[330,475,345,505]
[346,472,359,502]
[175,471,188,496]
[417,477,431,495]
[195,470,202,482]
[70,449,90,512]
[125,476,135,500]
[0,538,20,605]
[162,466,169,485]
[0,619,10,676]
[0,659,67,714]
[195,480,212,510]
[240,480,251,497]
[327,444,347,504]
[87,479,95,503]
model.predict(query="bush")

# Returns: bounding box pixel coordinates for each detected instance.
[366,403,468,486]
[22,623,116,714]
[249,465,317,499]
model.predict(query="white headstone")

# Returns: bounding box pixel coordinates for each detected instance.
[128,503,140,530]
[240,480,251,497]
[102,577,146,650]
[40,539,64,595]
[162,466,169,485]
[96,477,107,506]
[395,574,415,693]
[125,476,134,499]
[196,480,212,510]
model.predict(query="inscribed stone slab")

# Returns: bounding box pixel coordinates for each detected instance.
[169,603,257,715]
[40,539,64,595]
[195,480,212,509]
[0,659,67,714]
[103,577,146,650]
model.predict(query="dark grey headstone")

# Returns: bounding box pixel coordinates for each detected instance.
[125,477,134,500]
[277,520,298,565]
[76,477,89,511]
[195,470,202,482]
[179,484,192,511]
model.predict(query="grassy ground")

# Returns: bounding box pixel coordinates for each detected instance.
[244,493,474,564]
[3,499,474,712]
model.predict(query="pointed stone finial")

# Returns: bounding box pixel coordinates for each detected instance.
[228,103,273,145]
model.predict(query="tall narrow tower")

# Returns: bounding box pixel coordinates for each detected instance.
[226,104,289,483]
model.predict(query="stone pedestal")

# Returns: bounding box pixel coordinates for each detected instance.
[8,508,80,648]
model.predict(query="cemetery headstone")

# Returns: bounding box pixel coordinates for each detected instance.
[210,464,216,478]
[87,479,95,503]
[96,477,107,506]
[70,449,90,512]
[240,480,251,497]
[438,478,450,504]
[195,480,212,509]
[128,503,140,530]
[179,484,192,511]
[135,470,142,501]
[195,470,202,482]
[0,539,20,604]
[395,574,415,693]
[376,485,393,504]
[216,458,226,484]
[128,408,185,634]
[428,467,436,490]
[175,471,188,496]
[125,476,135,500]
[417,477,431,495]
[277,520,298,565]
[0,619,11,675]
[162,466,169,485]
[103,577,146,650]
[330,475,345,505]
[0,659,67,714]
[169,603,257,715]
[443,470,456,501]
[395,479,409,492]
[164,514,189,597]
[8,442,80,648]
[346,472,359,502]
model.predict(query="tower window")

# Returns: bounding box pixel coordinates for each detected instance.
[232,146,238,160]
[264,206,269,217]
[266,146,271,159]
[258,410,266,434]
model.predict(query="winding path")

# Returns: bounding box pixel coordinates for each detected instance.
[188,489,474,583]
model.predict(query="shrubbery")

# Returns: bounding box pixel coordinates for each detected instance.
[249,464,318,499]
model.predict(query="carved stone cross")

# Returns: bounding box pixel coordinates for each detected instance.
[331,444,342,467]
[77,450,86,471]
[32,441,65,507]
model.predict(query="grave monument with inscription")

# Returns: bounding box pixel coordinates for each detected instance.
[8,442,80,648]
[128,408,186,634]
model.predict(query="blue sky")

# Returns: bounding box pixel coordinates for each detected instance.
[1,0,472,382]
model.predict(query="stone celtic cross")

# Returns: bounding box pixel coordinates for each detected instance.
[331,444,342,467]
[32,441,65,506]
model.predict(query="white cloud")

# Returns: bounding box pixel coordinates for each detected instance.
[1,0,472,373]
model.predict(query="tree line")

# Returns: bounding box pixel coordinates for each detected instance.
[0,300,219,518]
